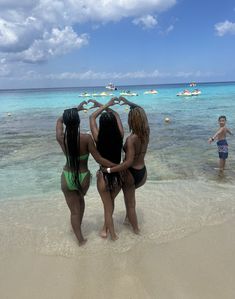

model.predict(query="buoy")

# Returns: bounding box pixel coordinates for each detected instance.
[164,117,170,123]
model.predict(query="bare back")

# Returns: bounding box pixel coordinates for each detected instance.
[124,133,149,169]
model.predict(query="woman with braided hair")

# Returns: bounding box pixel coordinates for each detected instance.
[56,101,114,246]
[102,97,149,234]
[89,98,124,240]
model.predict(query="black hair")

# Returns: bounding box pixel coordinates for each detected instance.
[218,115,226,121]
[97,111,123,190]
[63,108,82,193]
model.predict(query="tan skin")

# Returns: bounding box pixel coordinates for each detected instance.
[89,98,124,240]
[56,101,115,246]
[208,117,233,172]
[103,96,149,234]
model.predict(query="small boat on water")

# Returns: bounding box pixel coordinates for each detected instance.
[191,89,201,96]
[105,83,117,90]
[79,91,114,97]
[78,92,91,97]
[177,89,201,97]
[189,82,197,87]
[144,89,158,95]
[177,89,192,96]
[120,91,138,97]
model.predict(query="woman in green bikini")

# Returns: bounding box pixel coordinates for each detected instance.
[56,101,114,246]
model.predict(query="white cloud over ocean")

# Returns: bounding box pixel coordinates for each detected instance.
[0,0,176,64]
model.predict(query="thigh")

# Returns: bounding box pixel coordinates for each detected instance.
[81,171,91,195]
[61,173,83,213]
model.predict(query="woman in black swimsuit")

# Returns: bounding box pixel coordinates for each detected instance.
[89,98,124,240]
[103,97,149,234]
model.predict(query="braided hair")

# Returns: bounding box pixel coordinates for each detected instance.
[63,108,82,193]
[97,111,123,190]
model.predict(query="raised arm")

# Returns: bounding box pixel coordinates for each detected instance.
[87,134,116,167]
[76,100,87,112]
[119,96,141,108]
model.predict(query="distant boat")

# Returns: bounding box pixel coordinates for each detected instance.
[191,89,201,96]
[189,82,197,87]
[120,91,138,97]
[78,92,91,97]
[144,89,158,95]
[177,89,192,96]
[177,89,201,96]
[105,83,117,91]
[79,91,114,98]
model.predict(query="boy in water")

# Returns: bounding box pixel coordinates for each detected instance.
[208,115,233,172]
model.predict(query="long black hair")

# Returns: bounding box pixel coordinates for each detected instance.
[97,111,123,190]
[63,108,82,193]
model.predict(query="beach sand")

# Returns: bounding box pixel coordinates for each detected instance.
[1,218,235,299]
[1,180,235,299]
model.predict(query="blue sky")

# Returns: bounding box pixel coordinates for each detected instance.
[0,0,235,89]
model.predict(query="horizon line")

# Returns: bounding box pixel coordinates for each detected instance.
[0,80,235,92]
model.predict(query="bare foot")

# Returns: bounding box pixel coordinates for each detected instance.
[100,227,108,238]
[78,238,87,246]
[111,234,119,241]
[133,228,140,235]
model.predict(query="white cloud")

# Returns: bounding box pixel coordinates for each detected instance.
[133,15,158,29]
[17,27,89,63]
[0,0,176,65]
[215,20,235,36]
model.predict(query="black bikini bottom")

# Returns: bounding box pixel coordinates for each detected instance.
[129,166,146,187]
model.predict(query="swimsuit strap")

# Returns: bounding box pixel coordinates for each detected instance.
[79,153,89,160]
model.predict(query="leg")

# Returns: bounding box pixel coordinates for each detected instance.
[122,171,140,234]
[219,158,226,172]
[97,172,118,241]
[61,174,87,246]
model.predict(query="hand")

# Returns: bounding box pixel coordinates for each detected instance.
[77,101,87,111]
[119,96,128,105]
[87,99,102,109]
[106,97,119,107]
[208,137,213,144]
[100,166,108,173]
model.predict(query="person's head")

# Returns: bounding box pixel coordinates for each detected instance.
[218,115,226,127]
[97,111,123,164]
[63,108,82,192]
[128,106,149,142]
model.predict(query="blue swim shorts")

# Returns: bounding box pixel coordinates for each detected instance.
[217,139,228,160]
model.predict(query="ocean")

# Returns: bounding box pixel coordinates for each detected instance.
[0,82,235,257]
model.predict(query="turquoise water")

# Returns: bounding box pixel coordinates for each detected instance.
[1,82,235,200]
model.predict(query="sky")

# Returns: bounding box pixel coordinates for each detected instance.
[0,0,235,89]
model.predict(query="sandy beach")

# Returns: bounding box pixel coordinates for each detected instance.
[1,180,235,299]
[1,218,235,299]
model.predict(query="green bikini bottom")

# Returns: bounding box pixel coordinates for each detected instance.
[63,170,90,191]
